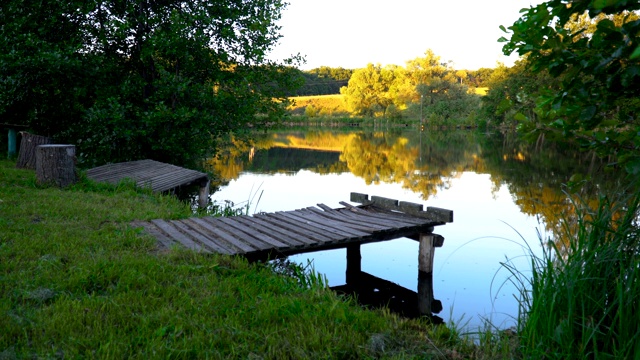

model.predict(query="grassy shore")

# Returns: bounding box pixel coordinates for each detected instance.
[0,159,509,359]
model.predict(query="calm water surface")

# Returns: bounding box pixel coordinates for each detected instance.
[205,129,610,330]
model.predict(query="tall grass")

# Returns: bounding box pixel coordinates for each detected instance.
[508,190,640,358]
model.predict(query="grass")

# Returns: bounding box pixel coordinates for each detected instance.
[287,94,349,116]
[0,159,509,359]
[504,190,640,359]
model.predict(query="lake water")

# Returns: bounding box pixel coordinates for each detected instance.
[204,129,610,330]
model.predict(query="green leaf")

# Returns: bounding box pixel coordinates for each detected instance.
[630,46,640,60]
[592,0,617,9]
[499,25,507,33]
[498,36,508,43]
[579,106,596,122]
[514,112,528,122]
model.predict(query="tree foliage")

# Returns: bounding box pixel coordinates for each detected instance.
[339,50,481,124]
[287,67,353,96]
[0,0,300,167]
[501,0,640,171]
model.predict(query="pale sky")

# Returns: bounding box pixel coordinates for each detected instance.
[268,0,544,70]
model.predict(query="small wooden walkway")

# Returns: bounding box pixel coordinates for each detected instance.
[131,192,453,260]
[86,159,210,207]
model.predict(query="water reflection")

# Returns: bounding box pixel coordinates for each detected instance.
[204,129,625,328]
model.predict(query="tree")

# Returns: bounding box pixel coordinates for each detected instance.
[0,0,300,167]
[501,0,640,171]
[340,64,396,117]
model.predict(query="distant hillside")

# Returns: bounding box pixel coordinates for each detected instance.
[287,94,349,116]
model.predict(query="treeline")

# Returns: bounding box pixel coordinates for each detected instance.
[287,67,354,96]
[337,50,485,126]
[286,51,501,127]
[290,65,496,98]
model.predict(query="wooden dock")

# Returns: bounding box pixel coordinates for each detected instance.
[86,159,210,207]
[131,192,453,261]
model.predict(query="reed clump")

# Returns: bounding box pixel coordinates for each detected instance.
[512,190,640,359]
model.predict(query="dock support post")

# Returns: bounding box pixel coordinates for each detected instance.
[418,233,436,316]
[418,233,435,273]
[198,179,210,209]
[346,243,361,285]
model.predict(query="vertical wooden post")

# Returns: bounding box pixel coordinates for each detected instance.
[418,270,434,315]
[198,178,210,209]
[418,233,437,316]
[418,233,435,273]
[7,128,17,158]
[345,243,361,286]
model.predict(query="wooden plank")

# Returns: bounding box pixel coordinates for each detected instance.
[350,192,371,204]
[349,205,428,225]
[305,207,387,232]
[336,208,418,229]
[193,217,257,253]
[363,208,427,225]
[286,210,371,237]
[311,206,397,230]
[276,210,366,239]
[296,209,377,234]
[371,195,399,210]
[230,216,305,248]
[216,217,290,249]
[176,219,235,255]
[260,212,341,243]
[169,220,219,254]
[207,218,272,251]
[150,219,204,252]
[131,221,174,250]
[399,201,424,212]
[254,213,336,243]
[316,203,334,211]
[236,215,315,246]
[426,207,454,223]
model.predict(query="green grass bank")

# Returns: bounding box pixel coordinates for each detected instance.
[0,159,504,359]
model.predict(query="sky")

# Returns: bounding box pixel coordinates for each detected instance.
[267,0,545,71]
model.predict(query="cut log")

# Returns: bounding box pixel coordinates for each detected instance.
[16,132,53,169]
[35,144,77,187]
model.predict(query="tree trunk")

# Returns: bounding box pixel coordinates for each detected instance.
[16,132,53,169]
[35,144,77,187]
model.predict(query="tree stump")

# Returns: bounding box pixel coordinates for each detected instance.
[16,132,53,169]
[35,145,77,187]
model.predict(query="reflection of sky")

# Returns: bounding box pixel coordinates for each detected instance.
[210,170,544,331]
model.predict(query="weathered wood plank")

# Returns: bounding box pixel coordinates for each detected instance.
[426,207,454,223]
[229,216,303,248]
[216,217,289,250]
[338,201,424,226]
[176,219,235,255]
[275,210,366,239]
[336,207,418,229]
[235,215,315,246]
[131,221,174,250]
[302,207,383,232]
[193,217,257,253]
[261,212,341,243]
[254,213,337,243]
[292,209,373,236]
[150,219,205,252]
